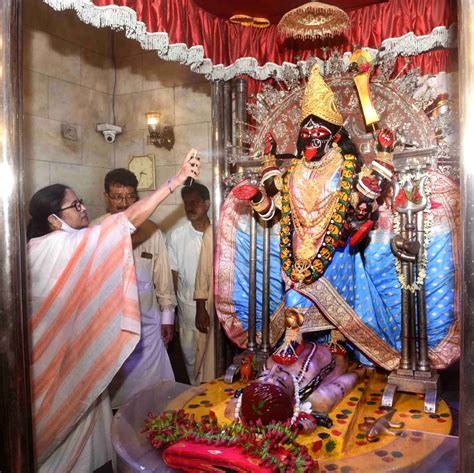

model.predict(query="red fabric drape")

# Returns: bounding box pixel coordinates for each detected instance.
[94,0,456,75]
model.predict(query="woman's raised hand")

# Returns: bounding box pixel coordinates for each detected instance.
[174,148,201,187]
[124,148,202,227]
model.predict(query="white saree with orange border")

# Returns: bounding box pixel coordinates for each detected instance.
[28,213,140,472]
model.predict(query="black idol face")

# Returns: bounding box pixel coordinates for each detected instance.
[296,115,340,161]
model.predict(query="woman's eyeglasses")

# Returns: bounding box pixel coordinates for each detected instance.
[59,199,84,212]
[107,193,138,202]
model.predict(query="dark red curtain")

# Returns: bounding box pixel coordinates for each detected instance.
[94,0,456,75]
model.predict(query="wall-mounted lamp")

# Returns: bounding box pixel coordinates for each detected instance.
[146,112,175,150]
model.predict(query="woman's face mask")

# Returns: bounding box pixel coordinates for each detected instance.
[50,214,79,233]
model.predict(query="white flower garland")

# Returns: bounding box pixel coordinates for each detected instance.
[289,375,301,426]
[41,0,455,81]
[392,172,433,293]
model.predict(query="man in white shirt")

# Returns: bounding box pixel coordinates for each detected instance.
[93,168,176,407]
[167,182,211,385]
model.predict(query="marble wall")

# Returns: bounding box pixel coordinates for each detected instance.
[23,0,114,219]
[23,0,212,231]
[113,35,212,232]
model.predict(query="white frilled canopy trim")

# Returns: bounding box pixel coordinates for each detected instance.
[42,0,456,81]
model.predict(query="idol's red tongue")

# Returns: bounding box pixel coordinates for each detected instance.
[304,147,317,161]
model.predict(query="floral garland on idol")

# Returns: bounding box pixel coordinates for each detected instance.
[143,409,318,472]
[392,171,433,293]
[280,153,358,284]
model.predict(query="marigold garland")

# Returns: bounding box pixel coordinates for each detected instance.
[280,154,357,284]
[143,409,318,472]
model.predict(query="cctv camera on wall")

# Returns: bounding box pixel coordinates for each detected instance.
[96,123,123,143]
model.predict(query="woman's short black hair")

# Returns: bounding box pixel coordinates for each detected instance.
[27,184,69,240]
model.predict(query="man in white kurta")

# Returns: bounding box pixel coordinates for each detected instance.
[167,182,211,385]
[93,168,176,408]
[93,216,176,407]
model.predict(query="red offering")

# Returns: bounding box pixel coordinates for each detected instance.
[233,184,258,200]
[163,441,293,472]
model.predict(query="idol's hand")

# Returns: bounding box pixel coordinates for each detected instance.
[233,184,259,201]
[174,148,200,186]
[264,132,277,155]
[377,128,395,152]
[297,413,319,434]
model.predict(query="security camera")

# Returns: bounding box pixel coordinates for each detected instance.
[103,130,116,143]
[96,123,123,144]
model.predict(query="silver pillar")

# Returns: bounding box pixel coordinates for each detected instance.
[0,0,35,471]
[234,78,248,173]
[247,212,257,352]
[261,224,271,353]
[235,78,247,149]
[223,81,232,179]
[211,80,226,376]
[212,80,225,224]
[459,0,474,470]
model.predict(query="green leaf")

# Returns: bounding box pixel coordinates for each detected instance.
[325,439,337,453]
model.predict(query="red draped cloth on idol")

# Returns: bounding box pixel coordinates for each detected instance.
[92,0,455,75]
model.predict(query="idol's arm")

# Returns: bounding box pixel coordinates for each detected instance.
[348,128,395,247]
[233,133,283,221]
[308,366,366,414]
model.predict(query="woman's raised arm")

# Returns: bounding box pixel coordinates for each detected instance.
[124,148,200,228]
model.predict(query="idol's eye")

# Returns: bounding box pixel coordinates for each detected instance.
[300,129,311,139]
[310,127,331,139]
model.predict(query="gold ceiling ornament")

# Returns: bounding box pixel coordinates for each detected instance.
[278,2,350,40]
[300,64,344,125]
[229,14,270,29]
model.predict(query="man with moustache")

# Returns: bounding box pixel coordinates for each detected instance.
[93,168,176,408]
[167,182,211,385]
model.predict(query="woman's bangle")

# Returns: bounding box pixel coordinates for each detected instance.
[167,178,176,193]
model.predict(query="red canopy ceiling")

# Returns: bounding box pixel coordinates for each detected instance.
[43,0,456,79]
[192,0,388,24]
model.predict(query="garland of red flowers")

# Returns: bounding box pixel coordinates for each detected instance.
[280,154,357,284]
[143,409,318,472]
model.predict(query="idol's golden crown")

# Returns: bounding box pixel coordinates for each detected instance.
[300,64,343,126]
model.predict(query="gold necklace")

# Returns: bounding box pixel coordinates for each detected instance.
[290,153,341,228]
[279,154,358,284]
[301,148,340,171]
[290,191,339,230]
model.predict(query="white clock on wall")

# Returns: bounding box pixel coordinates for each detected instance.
[128,154,156,191]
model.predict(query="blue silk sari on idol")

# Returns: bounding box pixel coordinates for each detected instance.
[215,171,460,370]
